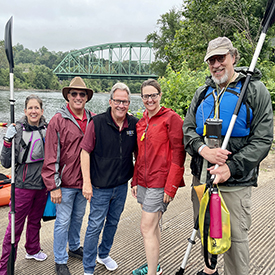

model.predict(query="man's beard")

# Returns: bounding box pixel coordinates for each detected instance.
[212,71,229,85]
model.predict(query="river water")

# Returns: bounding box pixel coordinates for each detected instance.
[0,90,144,152]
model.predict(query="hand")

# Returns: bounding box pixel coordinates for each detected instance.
[201,146,231,166]
[82,181,93,202]
[208,164,231,184]
[51,189,62,204]
[163,192,173,204]
[131,186,137,198]
[5,124,17,140]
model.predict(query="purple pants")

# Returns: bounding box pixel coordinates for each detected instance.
[0,187,47,275]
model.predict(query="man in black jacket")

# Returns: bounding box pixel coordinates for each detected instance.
[80,82,138,275]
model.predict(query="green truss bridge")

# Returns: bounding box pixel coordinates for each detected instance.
[53,42,158,80]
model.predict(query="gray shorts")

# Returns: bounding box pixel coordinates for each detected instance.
[137,185,169,213]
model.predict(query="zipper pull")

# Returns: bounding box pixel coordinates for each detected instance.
[140,132,145,141]
[140,123,149,141]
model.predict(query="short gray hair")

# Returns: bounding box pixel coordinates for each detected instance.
[110,82,131,100]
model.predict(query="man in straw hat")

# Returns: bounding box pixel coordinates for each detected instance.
[183,37,273,275]
[42,77,95,275]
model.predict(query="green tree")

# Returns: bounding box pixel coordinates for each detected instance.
[168,0,274,70]
[159,61,209,117]
[146,8,183,76]
[0,68,9,86]
[14,43,38,64]
[0,40,9,69]
[33,65,54,89]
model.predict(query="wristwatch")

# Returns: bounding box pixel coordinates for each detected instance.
[3,136,12,143]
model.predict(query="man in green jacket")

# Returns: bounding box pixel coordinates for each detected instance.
[183,37,273,275]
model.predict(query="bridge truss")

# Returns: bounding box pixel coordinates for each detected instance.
[53,42,158,80]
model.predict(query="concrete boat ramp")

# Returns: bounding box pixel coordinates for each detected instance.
[0,157,275,275]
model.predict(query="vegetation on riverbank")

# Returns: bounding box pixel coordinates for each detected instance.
[146,0,275,116]
[0,0,275,114]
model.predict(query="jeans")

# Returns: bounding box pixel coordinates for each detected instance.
[83,183,128,274]
[0,188,47,275]
[54,187,86,264]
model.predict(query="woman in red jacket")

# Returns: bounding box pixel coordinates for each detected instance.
[131,79,185,275]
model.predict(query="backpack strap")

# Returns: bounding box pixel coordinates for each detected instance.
[194,85,209,114]
[21,138,31,164]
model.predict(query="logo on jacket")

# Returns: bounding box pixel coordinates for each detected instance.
[126,130,135,136]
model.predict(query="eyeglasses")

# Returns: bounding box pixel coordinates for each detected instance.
[111,99,130,106]
[206,54,228,65]
[69,91,87,98]
[141,93,160,100]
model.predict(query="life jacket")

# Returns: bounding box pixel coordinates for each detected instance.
[195,81,253,137]
[17,125,46,164]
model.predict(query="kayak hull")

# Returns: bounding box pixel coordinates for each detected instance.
[0,184,11,206]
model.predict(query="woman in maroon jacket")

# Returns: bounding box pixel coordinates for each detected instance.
[131,79,185,275]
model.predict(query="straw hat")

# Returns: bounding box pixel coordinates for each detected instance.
[204,37,234,62]
[62,77,93,102]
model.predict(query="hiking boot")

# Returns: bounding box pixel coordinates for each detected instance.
[96,255,118,271]
[25,250,47,261]
[55,263,71,275]
[132,263,163,275]
[68,246,83,259]
[197,270,219,275]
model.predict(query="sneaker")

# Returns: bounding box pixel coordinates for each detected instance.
[25,251,47,261]
[96,255,118,271]
[68,246,83,259]
[197,271,219,275]
[84,273,93,275]
[132,263,163,275]
[55,263,71,275]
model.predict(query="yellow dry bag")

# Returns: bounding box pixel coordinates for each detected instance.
[198,185,231,255]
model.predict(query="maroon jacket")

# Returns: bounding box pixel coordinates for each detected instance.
[41,105,94,191]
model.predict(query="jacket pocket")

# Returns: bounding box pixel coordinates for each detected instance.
[240,196,252,231]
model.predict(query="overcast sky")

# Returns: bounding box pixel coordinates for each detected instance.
[0,0,183,53]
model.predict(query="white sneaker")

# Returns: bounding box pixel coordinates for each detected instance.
[84,273,93,275]
[96,255,118,271]
[25,251,47,261]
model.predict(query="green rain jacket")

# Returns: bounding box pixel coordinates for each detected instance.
[183,67,273,187]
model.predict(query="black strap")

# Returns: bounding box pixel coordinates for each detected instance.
[20,128,45,163]
[20,137,27,149]
[203,188,218,270]
[245,102,251,129]
[21,141,31,164]
[194,86,208,114]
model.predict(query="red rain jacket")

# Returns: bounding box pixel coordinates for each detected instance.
[131,107,185,198]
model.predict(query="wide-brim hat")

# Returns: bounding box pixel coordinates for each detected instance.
[204,37,234,62]
[62,77,94,102]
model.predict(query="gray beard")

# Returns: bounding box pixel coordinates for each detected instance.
[212,71,229,85]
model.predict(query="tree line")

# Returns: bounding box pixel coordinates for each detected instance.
[147,0,275,115]
[0,0,275,110]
